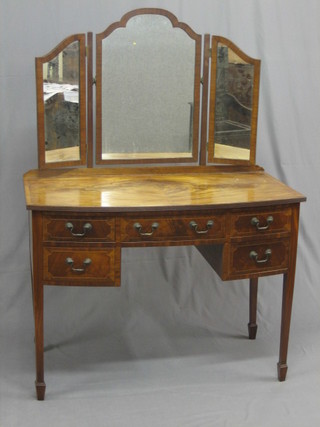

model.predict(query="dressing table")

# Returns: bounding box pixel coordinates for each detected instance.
[24,9,306,400]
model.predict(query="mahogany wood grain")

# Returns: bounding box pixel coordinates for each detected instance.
[43,214,115,241]
[120,214,225,242]
[24,168,305,212]
[229,239,290,277]
[28,8,307,400]
[43,247,116,284]
[230,207,291,237]
[24,168,305,399]
[31,211,46,400]
[278,204,300,381]
[248,278,258,339]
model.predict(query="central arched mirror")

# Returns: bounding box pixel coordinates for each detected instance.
[95,9,201,164]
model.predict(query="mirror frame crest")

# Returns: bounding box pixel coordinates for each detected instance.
[35,33,87,169]
[95,8,202,165]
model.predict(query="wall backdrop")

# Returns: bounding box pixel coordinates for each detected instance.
[1,1,319,426]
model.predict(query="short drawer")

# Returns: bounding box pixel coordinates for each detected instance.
[230,208,291,237]
[43,215,115,242]
[229,239,290,276]
[120,215,225,242]
[43,247,115,283]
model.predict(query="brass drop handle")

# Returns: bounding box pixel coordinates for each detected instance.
[189,220,214,234]
[134,222,159,236]
[66,257,92,273]
[251,215,273,231]
[65,222,92,237]
[250,249,272,264]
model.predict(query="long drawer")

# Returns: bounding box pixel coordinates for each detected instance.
[120,214,225,242]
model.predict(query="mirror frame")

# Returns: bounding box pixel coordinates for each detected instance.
[35,33,87,169]
[95,8,202,165]
[207,36,261,165]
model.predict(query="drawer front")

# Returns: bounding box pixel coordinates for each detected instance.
[230,208,291,237]
[120,215,225,242]
[230,240,290,276]
[43,216,115,242]
[43,248,115,282]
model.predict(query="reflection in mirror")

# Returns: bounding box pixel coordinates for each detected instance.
[43,41,80,163]
[208,37,260,164]
[35,34,86,169]
[214,43,252,160]
[96,10,201,164]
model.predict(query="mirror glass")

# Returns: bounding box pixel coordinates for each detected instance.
[42,41,81,163]
[98,13,199,162]
[210,41,256,162]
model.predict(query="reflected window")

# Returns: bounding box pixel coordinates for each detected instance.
[43,41,80,163]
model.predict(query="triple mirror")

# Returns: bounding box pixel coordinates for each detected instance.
[35,8,260,169]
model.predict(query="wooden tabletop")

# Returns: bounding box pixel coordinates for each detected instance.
[23,167,306,212]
